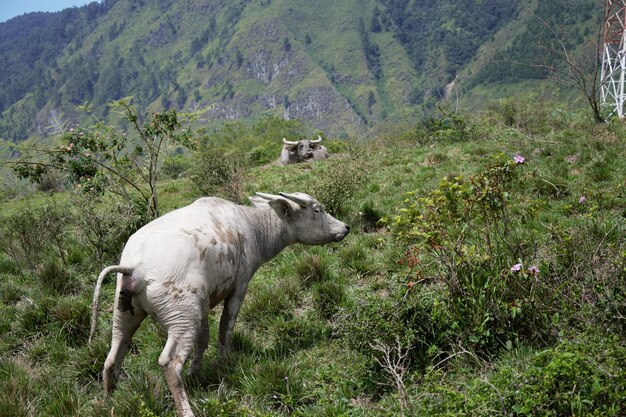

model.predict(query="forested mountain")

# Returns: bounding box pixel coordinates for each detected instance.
[0,0,602,143]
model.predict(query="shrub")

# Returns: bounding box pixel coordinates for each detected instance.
[508,337,626,416]
[161,153,192,179]
[72,193,148,264]
[420,102,479,143]
[0,201,71,273]
[191,147,248,203]
[311,157,368,216]
[337,286,450,390]
[391,157,552,352]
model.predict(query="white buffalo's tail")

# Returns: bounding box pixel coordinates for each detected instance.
[89,265,134,345]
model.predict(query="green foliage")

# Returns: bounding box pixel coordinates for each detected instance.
[241,280,294,325]
[294,253,336,287]
[240,360,308,413]
[473,0,600,86]
[420,102,480,143]
[311,156,368,216]
[191,147,247,203]
[312,281,347,319]
[0,359,38,417]
[37,258,76,296]
[381,0,518,94]
[13,98,195,219]
[0,201,71,273]
[273,315,327,353]
[337,286,448,389]
[509,338,626,416]
[358,199,384,232]
[391,158,553,351]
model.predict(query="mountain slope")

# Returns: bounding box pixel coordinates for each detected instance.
[0,0,602,143]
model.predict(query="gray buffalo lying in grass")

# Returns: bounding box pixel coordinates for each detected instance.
[89,192,349,417]
[280,135,330,165]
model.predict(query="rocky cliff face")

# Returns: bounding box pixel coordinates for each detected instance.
[202,17,366,136]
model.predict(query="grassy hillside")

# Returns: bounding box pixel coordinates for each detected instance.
[0,96,624,416]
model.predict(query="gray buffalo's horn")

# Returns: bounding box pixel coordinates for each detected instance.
[279,192,311,208]
[311,135,323,143]
[283,137,299,145]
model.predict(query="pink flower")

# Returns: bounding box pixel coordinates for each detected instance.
[528,265,539,274]
[69,128,74,132]
[579,195,586,204]
[510,263,522,272]
[513,154,525,164]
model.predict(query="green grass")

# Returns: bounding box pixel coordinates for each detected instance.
[0,98,624,416]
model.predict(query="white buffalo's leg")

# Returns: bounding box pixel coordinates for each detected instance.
[103,307,147,394]
[218,285,248,356]
[188,314,209,377]
[159,330,196,417]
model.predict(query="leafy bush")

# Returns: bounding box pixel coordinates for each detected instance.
[311,157,368,216]
[337,287,450,390]
[420,102,479,143]
[508,337,626,416]
[0,202,71,273]
[72,193,148,264]
[190,147,247,203]
[391,157,552,352]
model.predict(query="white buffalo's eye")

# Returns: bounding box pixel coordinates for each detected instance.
[314,205,322,213]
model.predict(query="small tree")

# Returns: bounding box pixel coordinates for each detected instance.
[11,97,197,219]
[531,15,604,123]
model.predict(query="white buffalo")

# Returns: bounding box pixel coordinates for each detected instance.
[89,192,349,417]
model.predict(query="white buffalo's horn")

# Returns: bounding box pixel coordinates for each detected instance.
[283,137,299,145]
[311,135,323,143]
[255,192,282,201]
[279,192,311,208]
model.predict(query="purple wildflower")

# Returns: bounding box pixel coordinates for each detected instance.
[510,263,522,272]
[528,265,540,275]
[513,154,525,164]
[579,195,586,204]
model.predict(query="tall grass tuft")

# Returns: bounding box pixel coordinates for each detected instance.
[312,281,348,319]
[294,253,335,287]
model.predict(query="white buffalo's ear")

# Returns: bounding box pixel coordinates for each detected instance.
[268,198,295,219]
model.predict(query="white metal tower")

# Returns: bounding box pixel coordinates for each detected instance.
[600,0,626,118]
